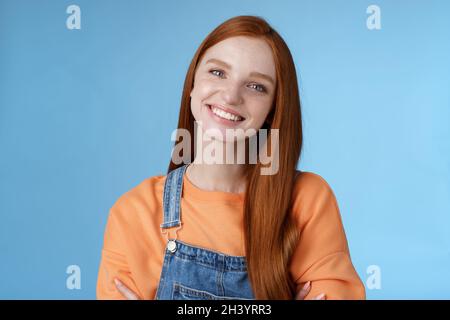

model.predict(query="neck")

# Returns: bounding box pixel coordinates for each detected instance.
[186,160,247,194]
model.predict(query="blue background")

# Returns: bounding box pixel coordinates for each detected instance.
[1,0,449,299]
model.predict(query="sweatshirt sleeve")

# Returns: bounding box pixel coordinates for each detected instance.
[289,172,366,300]
[96,204,142,300]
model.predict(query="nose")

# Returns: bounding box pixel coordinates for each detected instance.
[220,82,243,106]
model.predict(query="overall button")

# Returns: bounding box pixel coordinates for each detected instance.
[167,240,177,253]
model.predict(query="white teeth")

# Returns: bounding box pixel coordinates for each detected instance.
[209,105,243,121]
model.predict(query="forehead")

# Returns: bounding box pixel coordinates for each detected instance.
[199,36,276,78]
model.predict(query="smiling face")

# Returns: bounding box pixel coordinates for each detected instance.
[190,36,277,142]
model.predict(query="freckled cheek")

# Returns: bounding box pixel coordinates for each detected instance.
[190,81,216,120]
[192,80,218,98]
[246,102,272,124]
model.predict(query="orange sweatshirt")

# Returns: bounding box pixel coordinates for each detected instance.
[96,170,366,300]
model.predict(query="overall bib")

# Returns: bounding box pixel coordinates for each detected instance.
[155,164,255,300]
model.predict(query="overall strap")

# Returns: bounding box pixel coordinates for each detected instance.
[160,164,189,229]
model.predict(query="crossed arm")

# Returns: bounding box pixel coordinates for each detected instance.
[113,278,326,300]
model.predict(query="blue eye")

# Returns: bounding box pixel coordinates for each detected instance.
[210,69,224,77]
[249,83,266,93]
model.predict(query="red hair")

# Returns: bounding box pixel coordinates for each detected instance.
[168,15,303,299]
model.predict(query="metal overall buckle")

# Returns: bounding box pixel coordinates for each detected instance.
[161,223,183,253]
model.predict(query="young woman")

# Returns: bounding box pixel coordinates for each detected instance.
[96,15,365,300]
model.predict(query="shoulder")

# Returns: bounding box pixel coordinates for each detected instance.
[101,174,168,254]
[108,174,167,223]
[292,170,336,202]
[291,170,340,225]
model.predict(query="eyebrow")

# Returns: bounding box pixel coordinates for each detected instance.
[205,58,275,86]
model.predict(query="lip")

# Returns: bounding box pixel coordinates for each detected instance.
[207,103,245,120]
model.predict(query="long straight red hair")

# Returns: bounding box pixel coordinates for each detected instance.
[168,15,303,299]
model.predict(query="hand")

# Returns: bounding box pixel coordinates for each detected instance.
[296,281,326,300]
[114,278,141,300]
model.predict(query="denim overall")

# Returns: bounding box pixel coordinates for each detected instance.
[155,164,255,300]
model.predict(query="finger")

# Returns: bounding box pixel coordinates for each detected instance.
[114,278,140,300]
[313,293,326,300]
[295,281,311,300]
